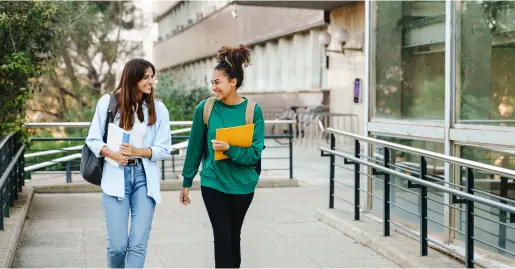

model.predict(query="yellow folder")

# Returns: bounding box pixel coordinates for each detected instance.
[214,124,254,160]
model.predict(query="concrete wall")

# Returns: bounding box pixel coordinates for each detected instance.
[156,1,231,42]
[152,2,368,120]
[167,29,326,90]
[160,28,329,118]
[153,4,325,70]
[154,1,181,19]
[326,2,365,134]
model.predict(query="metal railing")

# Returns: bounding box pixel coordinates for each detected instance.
[320,128,515,268]
[269,111,359,148]
[23,120,295,182]
[0,132,25,231]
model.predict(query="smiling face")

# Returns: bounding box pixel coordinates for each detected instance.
[137,67,154,95]
[211,69,236,101]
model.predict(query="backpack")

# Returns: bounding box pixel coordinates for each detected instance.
[202,97,264,175]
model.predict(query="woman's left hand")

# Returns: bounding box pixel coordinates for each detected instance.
[211,140,229,152]
[120,143,134,157]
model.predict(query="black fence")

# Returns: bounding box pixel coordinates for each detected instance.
[23,122,295,182]
[320,128,515,268]
[0,132,25,231]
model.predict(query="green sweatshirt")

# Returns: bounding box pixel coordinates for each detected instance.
[181,98,265,194]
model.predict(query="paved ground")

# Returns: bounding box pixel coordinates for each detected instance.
[13,184,399,268]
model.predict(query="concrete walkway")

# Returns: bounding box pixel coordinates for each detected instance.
[12,184,400,268]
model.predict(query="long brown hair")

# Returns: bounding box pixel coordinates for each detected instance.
[115,58,157,130]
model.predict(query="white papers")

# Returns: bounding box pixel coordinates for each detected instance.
[105,123,130,167]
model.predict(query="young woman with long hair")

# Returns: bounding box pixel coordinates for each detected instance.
[86,58,172,268]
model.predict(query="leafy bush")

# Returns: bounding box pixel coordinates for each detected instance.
[154,71,211,123]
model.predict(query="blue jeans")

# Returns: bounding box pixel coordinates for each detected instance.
[102,162,156,268]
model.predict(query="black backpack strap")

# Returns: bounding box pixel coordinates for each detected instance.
[102,94,118,143]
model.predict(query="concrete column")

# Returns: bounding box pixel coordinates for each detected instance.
[183,2,188,25]
[254,45,266,91]
[192,62,197,87]
[278,37,290,91]
[196,62,201,87]
[265,42,279,92]
[244,51,255,92]
[191,1,198,24]
[288,37,296,92]
[321,43,328,89]
[307,29,322,89]
[459,1,492,121]
[265,42,273,91]
[209,57,217,89]
[170,9,176,35]
[293,33,305,90]
[186,64,192,87]
[374,1,403,119]
[201,59,208,89]
[177,5,183,31]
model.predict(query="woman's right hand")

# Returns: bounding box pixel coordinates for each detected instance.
[110,151,129,165]
[100,146,129,165]
[180,188,191,206]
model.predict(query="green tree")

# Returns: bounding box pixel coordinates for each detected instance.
[27,1,142,123]
[0,2,62,136]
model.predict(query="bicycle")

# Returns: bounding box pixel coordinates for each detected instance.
[270,105,328,145]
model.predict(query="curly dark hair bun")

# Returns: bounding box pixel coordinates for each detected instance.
[216,45,252,68]
[215,45,252,89]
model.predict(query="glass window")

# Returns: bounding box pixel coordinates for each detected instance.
[456,145,515,257]
[370,135,446,238]
[457,1,515,127]
[372,1,446,121]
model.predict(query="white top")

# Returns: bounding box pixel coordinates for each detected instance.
[113,111,146,159]
[128,112,146,158]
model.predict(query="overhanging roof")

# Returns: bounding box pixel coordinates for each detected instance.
[234,1,358,11]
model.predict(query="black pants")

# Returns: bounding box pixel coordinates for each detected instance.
[201,186,254,268]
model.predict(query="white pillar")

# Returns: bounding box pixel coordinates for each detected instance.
[293,33,305,90]
[278,37,290,91]
[254,45,265,92]
[265,42,278,92]
[308,29,322,89]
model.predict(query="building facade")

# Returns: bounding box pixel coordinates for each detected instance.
[152,1,340,114]
[154,0,515,261]
[318,0,515,261]
[365,0,515,258]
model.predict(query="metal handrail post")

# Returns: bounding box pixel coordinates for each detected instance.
[465,168,475,268]
[329,134,336,209]
[289,123,293,179]
[354,140,361,221]
[65,161,72,183]
[161,160,165,181]
[384,148,391,236]
[498,177,508,249]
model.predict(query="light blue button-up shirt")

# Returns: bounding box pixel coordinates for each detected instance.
[86,94,172,204]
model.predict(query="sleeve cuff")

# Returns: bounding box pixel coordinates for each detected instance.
[90,142,106,158]
[149,146,157,161]
[150,146,169,162]
[224,145,238,159]
[182,178,193,188]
